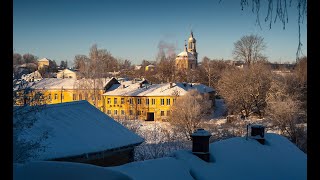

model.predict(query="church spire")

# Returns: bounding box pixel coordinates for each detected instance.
[184,40,187,51]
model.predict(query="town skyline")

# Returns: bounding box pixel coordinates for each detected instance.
[14,0,307,65]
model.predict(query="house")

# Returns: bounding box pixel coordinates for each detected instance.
[14,132,306,180]
[21,70,42,82]
[14,78,111,111]
[16,101,144,167]
[38,58,50,70]
[103,78,215,121]
[145,64,155,71]
[56,68,77,79]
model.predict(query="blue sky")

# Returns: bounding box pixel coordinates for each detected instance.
[13,0,307,66]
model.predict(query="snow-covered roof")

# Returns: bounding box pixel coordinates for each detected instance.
[14,133,306,180]
[176,51,196,60]
[173,133,306,180]
[103,81,215,96]
[57,68,76,74]
[18,101,144,161]
[27,78,110,90]
[38,58,50,62]
[13,161,132,180]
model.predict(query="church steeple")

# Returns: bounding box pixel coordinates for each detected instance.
[188,31,197,61]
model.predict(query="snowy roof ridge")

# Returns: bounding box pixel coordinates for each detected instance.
[40,100,88,109]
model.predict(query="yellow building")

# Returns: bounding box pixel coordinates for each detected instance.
[175,31,198,70]
[103,78,215,121]
[38,58,50,70]
[15,78,109,111]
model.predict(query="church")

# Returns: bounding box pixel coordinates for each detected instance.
[175,31,198,70]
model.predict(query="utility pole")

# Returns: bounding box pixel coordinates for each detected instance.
[60,86,63,103]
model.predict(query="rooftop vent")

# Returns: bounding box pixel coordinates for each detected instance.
[190,128,212,162]
[170,82,173,88]
[122,84,126,88]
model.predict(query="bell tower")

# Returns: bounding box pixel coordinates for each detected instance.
[188,31,198,65]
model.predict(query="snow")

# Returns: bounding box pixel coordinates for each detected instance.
[14,133,306,180]
[13,161,132,180]
[191,129,212,137]
[104,82,214,96]
[28,78,110,90]
[173,133,307,180]
[108,157,194,180]
[18,101,144,161]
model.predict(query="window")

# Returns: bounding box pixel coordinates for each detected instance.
[92,96,95,100]
[79,94,82,100]
[48,94,51,100]
[129,110,133,115]
[62,94,64,100]
[160,99,164,105]
[73,94,77,100]
[98,95,101,101]
[166,99,171,105]
[85,93,88,100]
[167,111,170,116]
[129,98,133,105]
[146,98,149,105]
[160,111,165,116]
[173,99,176,104]
[121,110,125,115]
[137,98,141,104]
[54,94,58,100]
[107,110,111,114]
[114,110,118,115]
[152,99,156,105]
[121,98,124,104]
[137,111,141,115]
[114,98,118,104]
[107,98,111,104]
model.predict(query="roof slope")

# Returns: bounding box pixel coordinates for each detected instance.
[104,82,214,96]
[173,133,307,180]
[18,101,144,160]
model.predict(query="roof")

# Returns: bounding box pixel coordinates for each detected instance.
[57,69,76,74]
[103,81,215,96]
[38,58,50,62]
[26,78,110,90]
[14,133,306,180]
[176,51,196,60]
[17,101,144,161]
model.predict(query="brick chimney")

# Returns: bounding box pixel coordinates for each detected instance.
[190,128,212,162]
[250,125,265,145]
[170,82,173,88]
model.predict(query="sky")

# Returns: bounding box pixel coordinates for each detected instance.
[13,0,307,66]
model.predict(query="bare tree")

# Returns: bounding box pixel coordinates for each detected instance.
[218,62,272,117]
[168,90,212,140]
[236,0,307,60]
[199,57,229,88]
[13,79,49,163]
[233,34,267,65]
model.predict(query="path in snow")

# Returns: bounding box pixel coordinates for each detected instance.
[212,98,227,119]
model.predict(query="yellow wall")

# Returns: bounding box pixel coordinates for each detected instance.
[103,95,177,121]
[18,89,105,111]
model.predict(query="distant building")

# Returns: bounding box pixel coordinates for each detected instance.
[145,64,155,71]
[21,70,42,82]
[176,31,198,70]
[134,65,142,70]
[56,69,77,79]
[103,78,215,121]
[16,101,143,166]
[38,58,50,70]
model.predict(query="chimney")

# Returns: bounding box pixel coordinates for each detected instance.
[190,128,212,162]
[122,84,126,88]
[170,82,173,88]
[139,83,143,88]
[250,125,265,145]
